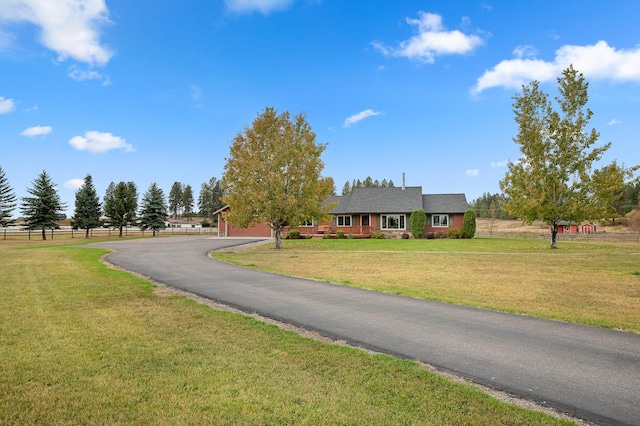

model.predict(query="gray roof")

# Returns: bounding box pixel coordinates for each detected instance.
[422,194,469,214]
[329,187,468,214]
[331,186,422,214]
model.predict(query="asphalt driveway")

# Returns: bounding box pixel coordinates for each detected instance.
[89,236,640,426]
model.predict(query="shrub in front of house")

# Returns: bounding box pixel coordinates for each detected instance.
[409,208,426,239]
[336,230,345,239]
[461,208,477,239]
[201,220,211,228]
[371,231,386,239]
[435,231,447,239]
[289,229,301,239]
[448,228,462,239]
[401,233,410,239]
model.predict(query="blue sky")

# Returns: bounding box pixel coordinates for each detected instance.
[1,0,639,216]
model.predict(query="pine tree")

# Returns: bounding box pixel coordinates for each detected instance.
[139,182,168,236]
[0,166,17,236]
[198,177,224,222]
[182,184,194,220]
[20,170,66,240]
[168,182,183,218]
[341,181,351,196]
[104,181,138,237]
[461,208,477,239]
[72,174,102,238]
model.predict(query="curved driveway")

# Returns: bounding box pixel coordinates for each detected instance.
[89,237,640,426]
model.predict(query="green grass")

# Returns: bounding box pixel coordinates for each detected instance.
[0,240,574,424]
[213,238,640,332]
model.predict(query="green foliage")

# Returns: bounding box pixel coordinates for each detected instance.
[288,229,301,239]
[591,161,639,222]
[470,193,514,219]
[409,208,426,239]
[198,177,225,222]
[447,228,462,239]
[104,181,138,237]
[139,182,168,236]
[500,66,612,248]
[72,174,102,238]
[201,220,211,228]
[168,181,183,219]
[222,107,335,249]
[341,176,396,195]
[371,231,386,239]
[0,165,17,228]
[181,184,194,220]
[461,208,476,239]
[336,230,345,239]
[20,170,66,240]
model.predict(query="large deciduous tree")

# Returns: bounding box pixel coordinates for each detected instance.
[104,181,138,237]
[0,165,17,237]
[501,66,615,248]
[139,182,168,236]
[591,161,639,224]
[222,107,335,249]
[198,177,224,222]
[20,170,66,240]
[72,174,102,238]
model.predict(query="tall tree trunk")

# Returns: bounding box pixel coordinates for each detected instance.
[85,228,90,238]
[41,228,46,240]
[274,225,282,249]
[550,222,558,249]
[119,225,124,237]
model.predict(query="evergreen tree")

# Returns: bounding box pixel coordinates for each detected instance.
[0,165,17,235]
[381,178,388,188]
[139,182,168,236]
[388,179,395,187]
[20,170,66,240]
[72,174,102,238]
[104,181,138,237]
[168,181,183,218]
[409,208,426,239]
[182,184,194,220]
[461,208,477,239]
[341,180,351,196]
[198,177,224,222]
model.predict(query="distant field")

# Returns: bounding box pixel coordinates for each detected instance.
[0,239,575,424]
[214,238,640,332]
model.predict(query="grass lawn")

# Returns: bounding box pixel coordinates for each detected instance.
[213,238,640,332]
[0,239,575,425]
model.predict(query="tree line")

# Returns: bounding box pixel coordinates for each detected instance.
[341,177,395,196]
[0,166,225,240]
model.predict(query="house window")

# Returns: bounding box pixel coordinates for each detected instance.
[381,214,405,230]
[336,215,352,226]
[432,214,449,227]
[299,219,314,227]
[361,215,370,227]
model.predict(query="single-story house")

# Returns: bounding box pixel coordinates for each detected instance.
[215,185,469,238]
[166,219,202,228]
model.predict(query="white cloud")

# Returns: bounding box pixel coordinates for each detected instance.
[512,44,537,59]
[373,12,484,63]
[473,41,640,93]
[465,169,480,177]
[69,130,134,153]
[64,178,84,190]
[343,109,382,128]
[0,96,16,113]
[490,160,508,167]
[21,125,52,137]
[224,0,294,14]
[0,0,113,66]
[608,119,621,126]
